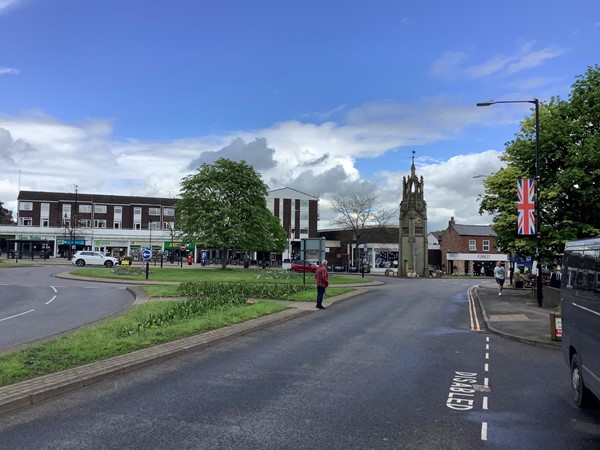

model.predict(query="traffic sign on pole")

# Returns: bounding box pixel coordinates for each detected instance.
[142,249,152,261]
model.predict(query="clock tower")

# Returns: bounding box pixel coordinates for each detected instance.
[398,152,428,277]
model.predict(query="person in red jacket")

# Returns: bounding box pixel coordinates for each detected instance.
[315,260,329,309]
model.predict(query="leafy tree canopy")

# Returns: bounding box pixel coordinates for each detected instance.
[0,201,14,225]
[176,158,287,269]
[479,65,600,264]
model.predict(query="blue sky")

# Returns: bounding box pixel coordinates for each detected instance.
[1,0,599,231]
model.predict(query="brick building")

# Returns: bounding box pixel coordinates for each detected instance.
[266,187,320,261]
[1,190,178,260]
[2,188,320,265]
[440,217,507,275]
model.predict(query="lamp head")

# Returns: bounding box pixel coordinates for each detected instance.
[476,100,495,107]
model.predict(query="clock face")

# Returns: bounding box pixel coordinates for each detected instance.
[416,217,422,224]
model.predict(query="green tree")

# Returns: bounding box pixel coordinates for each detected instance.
[479,65,600,263]
[0,201,14,224]
[177,158,287,269]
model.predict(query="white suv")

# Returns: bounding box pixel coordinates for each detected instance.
[72,251,120,268]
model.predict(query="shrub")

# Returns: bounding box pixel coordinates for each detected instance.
[121,293,248,335]
[178,281,313,299]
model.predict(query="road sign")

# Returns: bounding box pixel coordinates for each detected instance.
[142,249,152,261]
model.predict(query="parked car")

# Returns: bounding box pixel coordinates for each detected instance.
[290,260,318,273]
[72,251,120,268]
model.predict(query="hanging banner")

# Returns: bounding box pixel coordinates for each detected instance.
[517,178,535,235]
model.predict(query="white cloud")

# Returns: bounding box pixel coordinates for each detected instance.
[505,45,567,74]
[432,41,567,80]
[0,0,21,14]
[0,97,506,231]
[0,67,19,75]
[372,151,504,231]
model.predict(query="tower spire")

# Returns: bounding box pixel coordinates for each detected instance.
[411,150,416,177]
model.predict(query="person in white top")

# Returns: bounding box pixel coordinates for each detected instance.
[493,262,506,296]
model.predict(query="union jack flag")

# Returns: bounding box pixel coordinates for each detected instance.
[517,178,535,235]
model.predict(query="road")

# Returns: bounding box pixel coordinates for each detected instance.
[0,277,599,449]
[0,265,134,352]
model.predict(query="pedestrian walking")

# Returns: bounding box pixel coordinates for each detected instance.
[550,266,562,288]
[494,261,506,296]
[480,265,485,277]
[315,260,329,309]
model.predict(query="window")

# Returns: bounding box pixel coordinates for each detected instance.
[149,207,160,216]
[299,200,309,237]
[79,204,92,213]
[483,240,490,251]
[79,219,92,228]
[469,240,476,251]
[19,217,32,226]
[134,207,142,229]
[62,204,72,221]
[149,221,161,230]
[114,221,121,229]
[40,203,49,227]
[20,202,33,211]
[163,207,175,216]
[94,219,107,228]
[114,206,122,220]
[94,205,107,214]
[163,221,174,230]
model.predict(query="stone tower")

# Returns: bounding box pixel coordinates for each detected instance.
[398,152,428,277]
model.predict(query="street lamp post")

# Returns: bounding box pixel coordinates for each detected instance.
[477,99,542,307]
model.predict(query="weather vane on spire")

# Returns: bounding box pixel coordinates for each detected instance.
[411,150,416,164]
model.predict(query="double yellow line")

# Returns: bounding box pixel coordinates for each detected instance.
[468,285,481,331]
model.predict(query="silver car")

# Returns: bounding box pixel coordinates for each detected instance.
[71,251,120,268]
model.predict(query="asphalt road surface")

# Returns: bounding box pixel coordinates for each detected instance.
[0,265,134,352]
[0,277,599,449]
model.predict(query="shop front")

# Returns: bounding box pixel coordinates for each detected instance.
[93,239,129,258]
[446,252,508,275]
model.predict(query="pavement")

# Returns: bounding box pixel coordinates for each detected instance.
[473,282,561,350]
[0,260,561,415]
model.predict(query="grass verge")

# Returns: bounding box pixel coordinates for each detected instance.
[0,300,287,387]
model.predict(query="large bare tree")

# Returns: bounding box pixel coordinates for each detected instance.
[330,193,395,265]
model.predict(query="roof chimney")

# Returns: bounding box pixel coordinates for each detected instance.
[449,216,455,226]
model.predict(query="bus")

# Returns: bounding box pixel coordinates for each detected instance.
[561,237,600,407]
